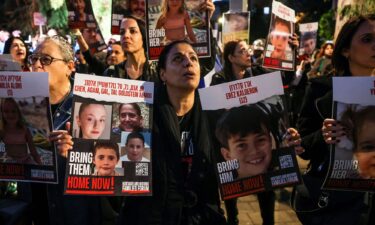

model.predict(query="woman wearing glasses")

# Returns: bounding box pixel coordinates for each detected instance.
[28,36,103,225]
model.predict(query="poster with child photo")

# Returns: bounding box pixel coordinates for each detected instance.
[64,73,153,196]
[0,72,57,183]
[322,77,375,192]
[222,11,250,45]
[145,0,211,60]
[199,72,302,200]
[262,0,295,71]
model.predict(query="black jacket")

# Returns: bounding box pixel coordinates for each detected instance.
[102,60,159,84]
[296,76,333,175]
[152,86,224,225]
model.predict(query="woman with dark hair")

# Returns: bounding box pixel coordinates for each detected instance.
[119,40,226,225]
[295,14,375,225]
[103,15,157,82]
[307,41,334,79]
[3,36,30,71]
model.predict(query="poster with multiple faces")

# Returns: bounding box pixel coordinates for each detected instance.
[298,22,318,57]
[222,12,250,45]
[66,0,107,53]
[262,0,295,71]
[199,72,301,200]
[64,73,153,196]
[0,72,57,183]
[322,77,375,192]
[145,0,211,60]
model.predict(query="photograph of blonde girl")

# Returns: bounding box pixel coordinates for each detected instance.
[0,98,42,164]
[73,102,112,140]
[156,0,197,44]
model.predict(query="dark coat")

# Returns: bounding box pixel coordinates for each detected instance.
[120,86,225,225]
[152,86,224,225]
[295,76,367,225]
[297,76,333,175]
[102,60,159,83]
[31,89,103,225]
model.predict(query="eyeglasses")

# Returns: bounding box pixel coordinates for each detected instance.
[236,48,252,56]
[28,54,66,66]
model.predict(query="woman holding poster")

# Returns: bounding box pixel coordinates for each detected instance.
[119,40,226,224]
[27,35,105,225]
[295,14,375,225]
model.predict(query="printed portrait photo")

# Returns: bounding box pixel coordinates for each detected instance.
[72,101,113,140]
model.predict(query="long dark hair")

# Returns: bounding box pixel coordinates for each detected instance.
[332,14,375,76]
[157,39,192,80]
[122,15,147,56]
[316,42,334,60]
[223,40,241,80]
[3,36,30,68]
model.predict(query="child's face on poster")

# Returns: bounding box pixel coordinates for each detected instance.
[168,0,183,9]
[77,104,107,139]
[221,132,272,179]
[126,138,145,161]
[271,23,290,52]
[228,14,247,32]
[2,99,20,125]
[355,121,375,179]
[93,147,119,176]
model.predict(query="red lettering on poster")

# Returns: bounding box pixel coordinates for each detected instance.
[67,176,90,189]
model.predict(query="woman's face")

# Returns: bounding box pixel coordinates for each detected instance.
[229,41,252,68]
[31,40,73,92]
[355,120,375,179]
[343,20,375,75]
[10,39,26,65]
[93,147,118,176]
[2,100,19,126]
[120,18,144,54]
[74,0,86,13]
[324,44,333,57]
[119,104,143,132]
[77,104,107,139]
[160,43,200,92]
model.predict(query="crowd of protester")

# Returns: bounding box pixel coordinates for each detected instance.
[0,0,374,224]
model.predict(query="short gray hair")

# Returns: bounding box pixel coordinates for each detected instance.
[35,35,74,62]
